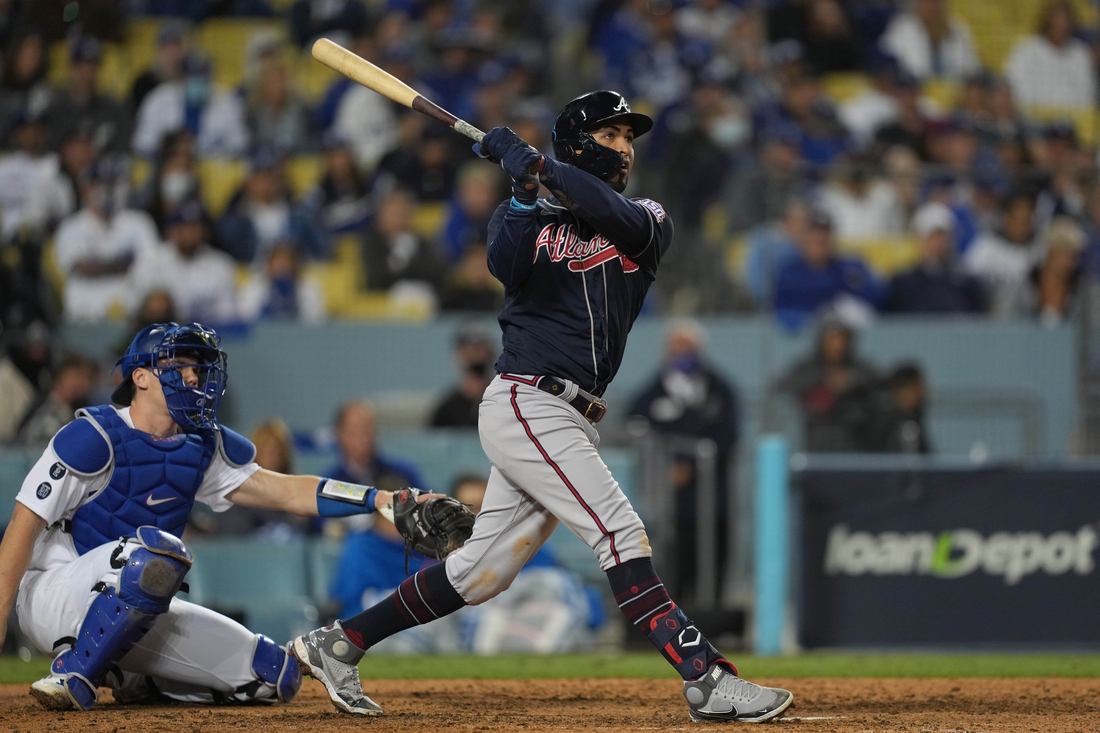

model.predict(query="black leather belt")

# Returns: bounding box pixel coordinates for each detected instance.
[535,376,608,423]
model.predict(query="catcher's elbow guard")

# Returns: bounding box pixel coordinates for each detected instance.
[316,477,378,517]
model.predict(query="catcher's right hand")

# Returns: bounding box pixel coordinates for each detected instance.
[391,488,475,567]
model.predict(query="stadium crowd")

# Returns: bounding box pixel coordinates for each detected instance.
[2,0,1099,444]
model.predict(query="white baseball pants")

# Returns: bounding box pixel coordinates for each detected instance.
[446,374,651,604]
[17,533,274,703]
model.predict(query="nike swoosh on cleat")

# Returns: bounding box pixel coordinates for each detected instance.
[146,494,178,506]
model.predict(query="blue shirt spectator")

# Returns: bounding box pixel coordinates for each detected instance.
[744,201,806,306]
[774,209,883,329]
[325,400,426,492]
[329,525,435,617]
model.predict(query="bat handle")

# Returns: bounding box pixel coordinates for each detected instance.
[454,120,485,143]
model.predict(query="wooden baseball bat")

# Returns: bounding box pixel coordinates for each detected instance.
[311,38,486,143]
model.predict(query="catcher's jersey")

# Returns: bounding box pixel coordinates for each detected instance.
[488,157,673,397]
[16,405,258,575]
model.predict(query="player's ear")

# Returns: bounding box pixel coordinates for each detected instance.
[132,367,151,392]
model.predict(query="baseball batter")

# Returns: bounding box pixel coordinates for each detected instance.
[0,323,407,711]
[291,91,793,723]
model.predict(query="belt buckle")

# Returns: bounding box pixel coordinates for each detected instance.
[584,399,607,424]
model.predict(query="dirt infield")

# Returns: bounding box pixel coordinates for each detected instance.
[2,677,1099,732]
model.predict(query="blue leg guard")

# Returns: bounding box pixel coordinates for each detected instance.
[249,635,302,703]
[30,529,192,711]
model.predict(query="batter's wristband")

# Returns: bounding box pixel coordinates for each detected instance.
[316,478,378,517]
[510,196,537,212]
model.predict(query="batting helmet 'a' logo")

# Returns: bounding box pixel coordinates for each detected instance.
[613,96,629,113]
[49,462,66,480]
[36,482,52,499]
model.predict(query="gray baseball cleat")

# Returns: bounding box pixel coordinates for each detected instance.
[683,663,793,723]
[289,621,382,716]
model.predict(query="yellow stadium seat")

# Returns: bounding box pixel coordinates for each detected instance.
[194,19,287,91]
[821,73,872,105]
[1024,105,1099,147]
[127,18,163,51]
[234,264,251,290]
[838,236,922,277]
[198,158,247,217]
[410,202,448,240]
[40,239,65,301]
[921,79,959,113]
[294,49,339,103]
[49,41,135,101]
[285,155,324,198]
[130,158,151,190]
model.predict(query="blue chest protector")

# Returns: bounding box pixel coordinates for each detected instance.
[63,405,218,555]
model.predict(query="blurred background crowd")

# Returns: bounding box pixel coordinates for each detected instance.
[3,0,1100,654]
[2,0,1100,334]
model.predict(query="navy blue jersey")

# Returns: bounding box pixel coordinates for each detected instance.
[488,157,674,396]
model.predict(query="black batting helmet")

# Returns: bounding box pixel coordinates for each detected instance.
[552,91,653,180]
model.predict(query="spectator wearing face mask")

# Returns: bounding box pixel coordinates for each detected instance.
[238,242,327,323]
[661,72,752,231]
[627,321,739,603]
[54,158,159,322]
[134,131,203,234]
[132,52,249,158]
[431,326,497,428]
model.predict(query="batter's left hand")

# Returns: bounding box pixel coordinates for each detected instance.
[501,144,544,202]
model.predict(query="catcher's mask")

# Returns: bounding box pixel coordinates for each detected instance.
[552,90,653,181]
[112,322,228,431]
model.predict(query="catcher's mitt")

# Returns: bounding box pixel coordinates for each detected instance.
[391,488,475,569]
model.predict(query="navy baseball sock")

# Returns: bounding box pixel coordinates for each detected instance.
[340,563,466,650]
[606,557,731,680]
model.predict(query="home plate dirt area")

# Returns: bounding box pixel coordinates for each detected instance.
[2,677,1099,732]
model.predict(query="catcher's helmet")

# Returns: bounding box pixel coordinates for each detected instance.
[552,90,653,180]
[112,322,228,430]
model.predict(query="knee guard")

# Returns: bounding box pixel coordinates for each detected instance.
[47,528,192,711]
[245,635,302,703]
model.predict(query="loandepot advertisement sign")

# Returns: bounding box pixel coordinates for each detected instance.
[824,524,1099,585]
[796,467,1100,646]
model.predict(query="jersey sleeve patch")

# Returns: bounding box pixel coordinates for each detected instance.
[51,418,112,475]
[635,198,667,223]
[219,426,257,467]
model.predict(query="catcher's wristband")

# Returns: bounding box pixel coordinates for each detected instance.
[316,478,378,517]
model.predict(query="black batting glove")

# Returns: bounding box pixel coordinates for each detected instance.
[501,143,544,205]
[479,126,526,162]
